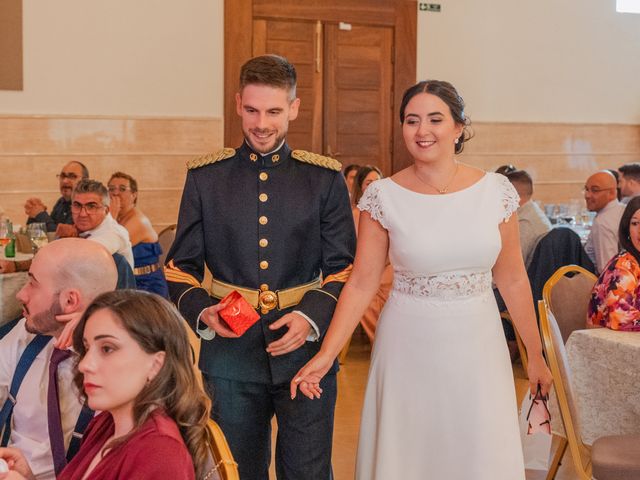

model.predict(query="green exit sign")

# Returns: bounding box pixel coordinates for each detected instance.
[419,3,441,12]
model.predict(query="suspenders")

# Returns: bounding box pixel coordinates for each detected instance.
[0,332,94,463]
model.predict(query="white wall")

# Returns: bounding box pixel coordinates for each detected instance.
[0,0,223,117]
[417,0,640,123]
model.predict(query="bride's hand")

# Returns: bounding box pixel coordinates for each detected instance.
[527,354,553,397]
[290,352,334,400]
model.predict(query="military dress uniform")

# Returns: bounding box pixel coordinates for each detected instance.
[165,141,356,480]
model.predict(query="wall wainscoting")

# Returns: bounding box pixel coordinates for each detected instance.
[461,122,640,205]
[0,115,223,231]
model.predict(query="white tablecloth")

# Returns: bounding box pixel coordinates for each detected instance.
[550,328,640,445]
[0,251,32,325]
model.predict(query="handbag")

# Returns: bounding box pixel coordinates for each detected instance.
[519,384,552,470]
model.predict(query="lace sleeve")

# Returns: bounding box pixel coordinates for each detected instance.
[357,181,389,229]
[495,174,520,222]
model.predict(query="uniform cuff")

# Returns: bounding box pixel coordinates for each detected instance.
[293,310,320,342]
[196,308,215,340]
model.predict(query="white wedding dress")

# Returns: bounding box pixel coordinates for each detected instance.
[355,173,525,480]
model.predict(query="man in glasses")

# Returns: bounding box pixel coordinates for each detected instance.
[584,170,625,273]
[58,179,134,268]
[24,161,89,232]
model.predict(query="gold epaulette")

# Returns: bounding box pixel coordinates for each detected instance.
[291,150,342,172]
[187,148,236,170]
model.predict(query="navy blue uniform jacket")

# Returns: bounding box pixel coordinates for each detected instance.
[165,142,356,385]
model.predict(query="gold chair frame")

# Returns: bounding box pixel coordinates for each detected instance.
[542,265,597,328]
[539,299,592,480]
[184,324,240,480]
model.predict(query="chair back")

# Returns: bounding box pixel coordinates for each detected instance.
[527,227,595,310]
[158,224,177,266]
[182,323,239,480]
[538,299,592,479]
[204,419,240,480]
[542,265,597,343]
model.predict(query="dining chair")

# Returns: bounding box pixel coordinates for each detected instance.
[183,323,240,480]
[157,223,177,266]
[538,299,640,480]
[542,265,597,343]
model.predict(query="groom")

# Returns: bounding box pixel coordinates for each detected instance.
[165,55,356,479]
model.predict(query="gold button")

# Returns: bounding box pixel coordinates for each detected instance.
[259,238,268,247]
[272,154,280,162]
[249,153,258,162]
[260,261,269,270]
[259,193,268,202]
[259,172,268,181]
[259,216,268,225]
[260,284,269,291]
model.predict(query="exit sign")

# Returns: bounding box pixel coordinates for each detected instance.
[419,3,441,12]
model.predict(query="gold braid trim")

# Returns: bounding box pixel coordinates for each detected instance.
[322,264,353,286]
[187,148,236,170]
[164,260,201,287]
[309,288,338,303]
[291,150,342,172]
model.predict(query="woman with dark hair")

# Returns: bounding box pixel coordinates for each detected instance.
[588,196,640,330]
[108,172,169,298]
[291,80,551,478]
[351,165,382,208]
[0,290,215,480]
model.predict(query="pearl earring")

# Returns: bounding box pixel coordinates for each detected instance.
[455,138,459,145]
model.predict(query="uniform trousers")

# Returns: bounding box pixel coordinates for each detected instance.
[206,374,336,480]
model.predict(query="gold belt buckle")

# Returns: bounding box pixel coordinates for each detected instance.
[258,289,278,314]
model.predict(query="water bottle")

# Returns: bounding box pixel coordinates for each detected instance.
[4,220,16,258]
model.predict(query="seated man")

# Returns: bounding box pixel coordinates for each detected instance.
[618,162,640,203]
[584,171,625,273]
[1,180,134,274]
[59,179,134,268]
[505,170,552,268]
[0,238,117,480]
[24,161,89,232]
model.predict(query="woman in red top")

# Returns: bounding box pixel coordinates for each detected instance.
[0,290,213,479]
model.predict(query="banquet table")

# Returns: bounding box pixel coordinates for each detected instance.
[549,328,640,445]
[0,251,32,325]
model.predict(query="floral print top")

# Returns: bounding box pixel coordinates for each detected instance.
[588,251,640,331]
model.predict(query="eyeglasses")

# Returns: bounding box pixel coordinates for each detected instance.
[583,186,615,194]
[71,201,105,214]
[57,172,80,180]
[108,185,132,193]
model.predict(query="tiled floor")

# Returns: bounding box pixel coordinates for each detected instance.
[271,327,580,479]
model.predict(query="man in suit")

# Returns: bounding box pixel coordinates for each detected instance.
[165,55,356,479]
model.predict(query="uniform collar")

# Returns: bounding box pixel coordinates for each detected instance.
[239,141,290,168]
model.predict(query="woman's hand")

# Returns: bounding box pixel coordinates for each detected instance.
[290,352,335,400]
[0,447,35,480]
[109,195,122,221]
[527,353,553,397]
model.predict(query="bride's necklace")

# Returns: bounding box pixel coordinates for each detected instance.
[413,162,460,194]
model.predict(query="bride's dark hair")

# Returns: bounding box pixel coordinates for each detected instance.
[73,290,212,479]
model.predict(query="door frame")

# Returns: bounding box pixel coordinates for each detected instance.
[224,0,417,173]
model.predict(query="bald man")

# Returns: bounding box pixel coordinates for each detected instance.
[584,171,625,273]
[0,238,117,480]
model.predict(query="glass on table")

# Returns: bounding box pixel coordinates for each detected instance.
[26,223,48,251]
[0,221,9,248]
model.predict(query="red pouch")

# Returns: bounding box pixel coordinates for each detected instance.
[218,291,260,336]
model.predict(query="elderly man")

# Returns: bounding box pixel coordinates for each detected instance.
[584,171,625,273]
[618,163,640,203]
[59,179,134,267]
[505,170,552,267]
[0,238,117,479]
[24,161,89,232]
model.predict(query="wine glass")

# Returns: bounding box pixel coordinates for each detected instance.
[0,221,9,248]
[27,223,48,252]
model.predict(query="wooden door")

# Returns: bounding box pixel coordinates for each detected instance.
[253,19,394,175]
[252,19,323,152]
[324,24,393,174]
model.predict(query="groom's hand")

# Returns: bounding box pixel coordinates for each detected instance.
[266,312,311,356]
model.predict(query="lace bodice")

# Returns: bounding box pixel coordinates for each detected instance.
[357,173,519,299]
